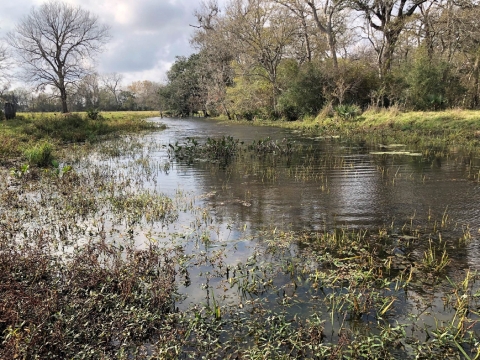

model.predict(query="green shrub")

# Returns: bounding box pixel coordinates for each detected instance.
[334,104,361,120]
[277,61,326,120]
[87,108,102,120]
[24,142,55,167]
[402,51,464,110]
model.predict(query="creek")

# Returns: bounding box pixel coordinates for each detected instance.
[20,116,480,357]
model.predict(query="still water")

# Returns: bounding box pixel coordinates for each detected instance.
[81,116,480,351]
[135,117,480,264]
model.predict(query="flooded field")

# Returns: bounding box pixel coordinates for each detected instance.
[2,117,480,359]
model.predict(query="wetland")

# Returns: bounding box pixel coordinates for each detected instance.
[2,115,480,359]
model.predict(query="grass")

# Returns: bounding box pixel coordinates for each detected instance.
[0,111,162,165]
[24,141,55,167]
[213,108,480,152]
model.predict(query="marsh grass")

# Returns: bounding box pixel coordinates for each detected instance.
[169,136,242,165]
[23,141,55,167]
[0,237,183,359]
[0,111,162,164]
[215,109,480,154]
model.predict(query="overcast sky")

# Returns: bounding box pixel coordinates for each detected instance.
[0,0,210,87]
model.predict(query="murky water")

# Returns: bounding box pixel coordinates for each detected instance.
[75,117,480,353]
[132,117,480,262]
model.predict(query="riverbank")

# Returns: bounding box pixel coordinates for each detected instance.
[0,111,162,166]
[215,108,480,152]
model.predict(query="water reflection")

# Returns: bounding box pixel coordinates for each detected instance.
[68,116,480,351]
[135,118,480,267]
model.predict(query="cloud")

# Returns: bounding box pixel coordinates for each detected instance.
[0,0,201,86]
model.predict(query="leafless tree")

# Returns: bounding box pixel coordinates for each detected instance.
[6,0,110,113]
[354,0,431,78]
[101,72,124,108]
[224,0,298,113]
[0,42,12,93]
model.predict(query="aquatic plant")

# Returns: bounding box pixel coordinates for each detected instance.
[169,136,242,165]
[248,137,296,155]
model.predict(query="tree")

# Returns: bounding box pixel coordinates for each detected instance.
[159,54,206,116]
[101,73,124,110]
[0,42,10,91]
[224,0,298,115]
[354,0,430,77]
[127,80,162,110]
[71,73,101,111]
[7,0,110,113]
[192,1,236,118]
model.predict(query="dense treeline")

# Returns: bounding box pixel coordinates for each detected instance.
[159,0,480,120]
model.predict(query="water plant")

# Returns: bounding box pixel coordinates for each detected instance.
[169,136,242,165]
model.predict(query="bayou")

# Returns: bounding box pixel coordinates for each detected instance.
[1,110,480,359]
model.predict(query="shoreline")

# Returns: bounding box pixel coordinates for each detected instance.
[210,109,480,152]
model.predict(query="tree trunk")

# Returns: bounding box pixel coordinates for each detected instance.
[472,52,480,108]
[58,75,69,113]
[222,102,232,120]
[307,1,338,70]
[380,30,399,78]
[60,88,68,113]
[327,27,338,70]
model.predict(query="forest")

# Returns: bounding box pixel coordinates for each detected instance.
[159,0,480,120]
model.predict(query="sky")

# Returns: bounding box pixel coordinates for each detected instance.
[0,0,209,87]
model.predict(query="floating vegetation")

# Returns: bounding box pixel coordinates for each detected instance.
[370,151,423,156]
[248,137,297,155]
[168,136,242,165]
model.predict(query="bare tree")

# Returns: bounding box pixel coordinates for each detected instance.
[101,72,124,109]
[0,41,11,93]
[225,0,298,113]
[7,0,110,113]
[273,0,315,63]
[191,1,237,118]
[354,0,430,78]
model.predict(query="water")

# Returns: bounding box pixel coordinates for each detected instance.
[140,117,480,256]
[75,117,480,354]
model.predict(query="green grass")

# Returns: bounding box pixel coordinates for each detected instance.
[24,141,55,167]
[214,108,480,153]
[0,111,162,165]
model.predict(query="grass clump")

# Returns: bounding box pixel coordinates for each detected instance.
[169,136,242,165]
[23,141,55,167]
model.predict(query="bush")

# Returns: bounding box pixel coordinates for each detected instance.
[86,108,102,120]
[334,104,361,120]
[24,142,55,167]
[277,61,326,120]
[402,52,464,110]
